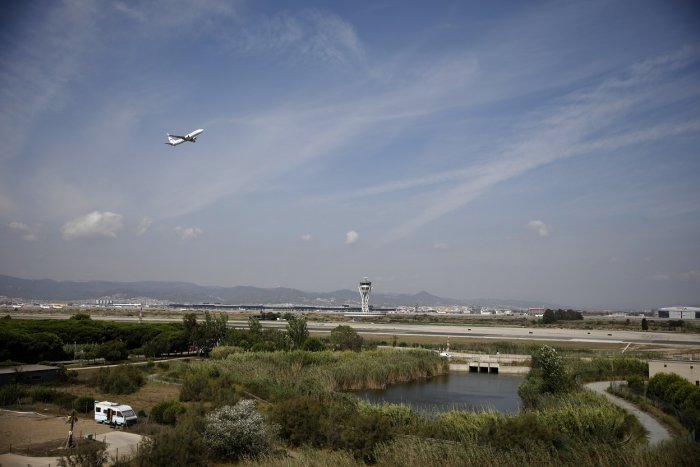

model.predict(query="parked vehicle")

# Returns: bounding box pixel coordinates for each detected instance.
[94,401,137,426]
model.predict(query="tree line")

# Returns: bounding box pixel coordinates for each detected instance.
[0,312,365,364]
[542,308,584,324]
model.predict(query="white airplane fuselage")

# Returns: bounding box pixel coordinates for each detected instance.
[166,128,204,146]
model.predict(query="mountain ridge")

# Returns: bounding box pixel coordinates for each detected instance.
[0,274,560,309]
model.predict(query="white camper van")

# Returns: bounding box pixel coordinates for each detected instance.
[94,401,138,426]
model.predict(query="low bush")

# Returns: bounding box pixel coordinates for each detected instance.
[135,410,207,467]
[28,387,76,409]
[91,365,145,394]
[150,400,186,425]
[647,372,700,435]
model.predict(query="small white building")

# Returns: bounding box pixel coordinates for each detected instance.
[649,360,700,386]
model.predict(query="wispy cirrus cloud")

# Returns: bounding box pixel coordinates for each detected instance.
[146,53,478,220]
[234,9,365,65]
[374,47,700,241]
[0,2,99,162]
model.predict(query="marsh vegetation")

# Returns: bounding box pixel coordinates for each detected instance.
[3,313,699,465]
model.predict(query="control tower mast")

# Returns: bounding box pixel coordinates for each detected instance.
[359,277,372,313]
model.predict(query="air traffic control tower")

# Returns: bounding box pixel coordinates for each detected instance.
[359,277,372,313]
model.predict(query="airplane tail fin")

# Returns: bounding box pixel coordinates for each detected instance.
[166,133,178,145]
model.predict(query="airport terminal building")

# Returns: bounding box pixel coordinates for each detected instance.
[657,306,700,319]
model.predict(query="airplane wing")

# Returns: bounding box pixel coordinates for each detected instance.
[169,134,186,139]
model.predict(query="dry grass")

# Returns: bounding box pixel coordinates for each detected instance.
[59,379,180,414]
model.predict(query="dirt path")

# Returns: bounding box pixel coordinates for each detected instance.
[584,381,671,445]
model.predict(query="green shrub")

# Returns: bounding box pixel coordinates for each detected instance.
[91,365,145,394]
[210,346,241,359]
[151,400,186,425]
[135,410,207,467]
[626,375,645,393]
[330,325,363,351]
[98,340,129,362]
[302,337,325,352]
[647,372,700,434]
[27,387,76,409]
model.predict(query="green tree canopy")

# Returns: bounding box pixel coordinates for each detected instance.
[330,325,363,351]
[286,315,309,350]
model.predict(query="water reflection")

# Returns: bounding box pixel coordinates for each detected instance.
[356,372,524,414]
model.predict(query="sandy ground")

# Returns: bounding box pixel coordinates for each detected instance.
[0,430,143,467]
[0,410,144,467]
[0,409,118,453]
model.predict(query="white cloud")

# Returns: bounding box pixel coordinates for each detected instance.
[301,233,312,241]
[112,2,147,22]
[9,221,39,241]
[175,226,203,240]
[136,217,153,236]
[61,211,123,240]
[433,242,448,250]
[345,230,359,244]
[527,220,551,237]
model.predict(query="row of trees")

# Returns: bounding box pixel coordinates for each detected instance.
[0,312,366,363]
[542,309,584,324]
[0,314,185,363]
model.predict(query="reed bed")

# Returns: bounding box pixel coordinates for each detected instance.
[372,436,700,467]
[174,349,447,403]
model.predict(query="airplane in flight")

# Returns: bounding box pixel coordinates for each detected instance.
[165,128,204,146]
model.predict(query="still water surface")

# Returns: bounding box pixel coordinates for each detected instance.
[357,372,524,414]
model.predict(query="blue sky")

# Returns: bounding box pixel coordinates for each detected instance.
[1,0,699,309]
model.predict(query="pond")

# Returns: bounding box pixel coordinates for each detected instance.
[356,372,524,414]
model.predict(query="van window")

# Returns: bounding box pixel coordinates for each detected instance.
[116,411,122,417]
[95,407,101,413]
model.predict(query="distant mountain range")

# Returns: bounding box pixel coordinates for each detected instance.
[0,274,559,309]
